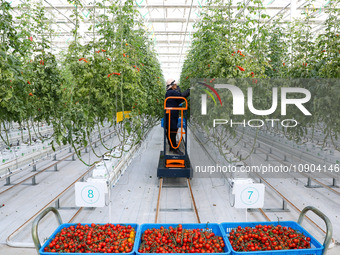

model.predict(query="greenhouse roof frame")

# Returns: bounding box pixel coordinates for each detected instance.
[9,0,336,80]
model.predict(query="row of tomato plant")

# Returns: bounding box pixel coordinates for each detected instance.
[181,0,339,83]
[180,0,340,158]
[0,0,164,164]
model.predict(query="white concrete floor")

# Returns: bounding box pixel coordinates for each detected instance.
[0,126,339,254]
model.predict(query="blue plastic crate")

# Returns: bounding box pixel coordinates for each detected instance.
[161,118,186,129]
[136,223,230,255]
[39,223,139,255]
[219,221,323,255]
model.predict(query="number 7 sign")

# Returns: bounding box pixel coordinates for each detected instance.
[233,183,265,209]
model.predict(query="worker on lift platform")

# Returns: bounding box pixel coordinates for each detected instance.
[164,78,190,155]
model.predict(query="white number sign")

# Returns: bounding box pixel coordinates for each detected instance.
[75,182,106,207]
[234,183,265,208]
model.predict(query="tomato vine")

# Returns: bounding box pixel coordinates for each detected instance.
[181,0,340,160]
[0,0,164,165]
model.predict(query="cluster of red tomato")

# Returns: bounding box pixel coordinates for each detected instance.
[228,224,311,252]
[138,224,225,253]
[43,223,136,253]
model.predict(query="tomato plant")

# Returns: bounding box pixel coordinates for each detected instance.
[1,0,164,164]
[181,0,340,155]
[0,0,26,144]
[57,0,164,164]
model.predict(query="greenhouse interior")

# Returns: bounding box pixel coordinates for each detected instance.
[0,0,339,254]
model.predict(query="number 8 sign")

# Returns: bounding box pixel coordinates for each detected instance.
[75,182,106,207]
[82,186,98,204]
[234,184,265,208]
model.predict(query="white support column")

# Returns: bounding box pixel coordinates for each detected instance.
[290,0,297,22]
[289,0,297,62]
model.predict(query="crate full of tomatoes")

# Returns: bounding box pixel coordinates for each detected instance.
[220,222,323,255]
[136,223,231,255]
[40,223,139,255]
